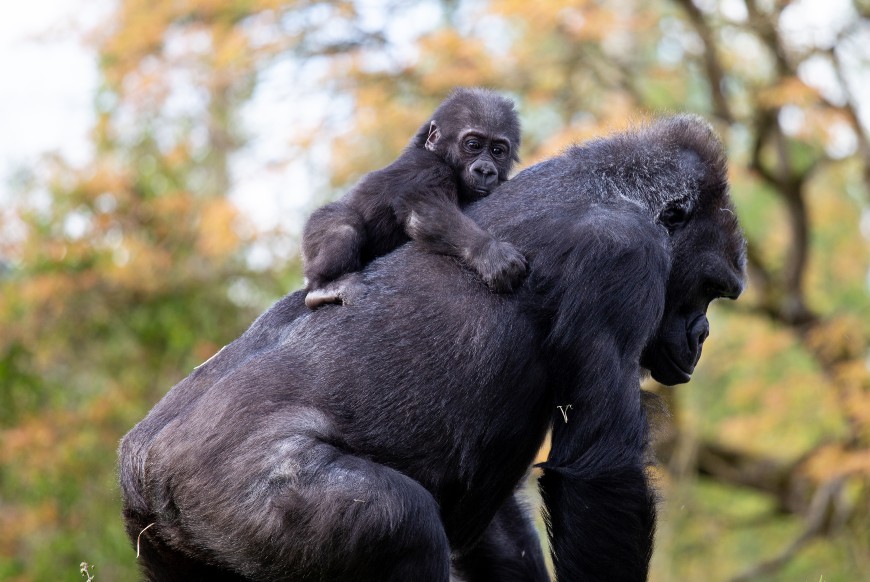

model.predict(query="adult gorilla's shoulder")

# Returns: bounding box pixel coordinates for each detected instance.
[119,115,744,582]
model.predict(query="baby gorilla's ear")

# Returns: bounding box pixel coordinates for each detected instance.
[425,121,441,152]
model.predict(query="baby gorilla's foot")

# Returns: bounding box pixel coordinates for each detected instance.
[305,274,365,310]
[304,287,341,309]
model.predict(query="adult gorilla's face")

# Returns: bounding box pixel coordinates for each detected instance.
[640,189,746,386]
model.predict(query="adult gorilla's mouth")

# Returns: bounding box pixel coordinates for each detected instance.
[652,346,693,386]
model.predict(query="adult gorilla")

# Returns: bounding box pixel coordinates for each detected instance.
[119,115,745,581]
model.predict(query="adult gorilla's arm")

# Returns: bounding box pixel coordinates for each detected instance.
[534,211,669,580]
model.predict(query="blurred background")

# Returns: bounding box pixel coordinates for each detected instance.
[1,0,869,580]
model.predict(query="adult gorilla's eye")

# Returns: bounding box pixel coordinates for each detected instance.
[465,139,482,152]
[659,206,687,232]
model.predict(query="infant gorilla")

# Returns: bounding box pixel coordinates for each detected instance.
[302,87,526,308]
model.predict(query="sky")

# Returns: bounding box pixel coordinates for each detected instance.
[0,0,314,237]
[0,0,106,178]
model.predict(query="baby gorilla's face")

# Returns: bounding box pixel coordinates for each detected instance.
[423,88,521,203]
[454,129,514,200]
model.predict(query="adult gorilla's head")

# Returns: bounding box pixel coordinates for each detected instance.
[607,116,747,385]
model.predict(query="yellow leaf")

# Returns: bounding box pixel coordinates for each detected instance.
[757,77,820,109]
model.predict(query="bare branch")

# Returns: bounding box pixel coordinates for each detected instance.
[748,108,816,324]
[744,0,794,75]
[672,0,734,122]
[826,45,870,200]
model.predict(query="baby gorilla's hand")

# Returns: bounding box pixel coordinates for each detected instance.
[472,240,528,293]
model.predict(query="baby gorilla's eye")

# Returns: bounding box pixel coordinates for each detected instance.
[465,139,482,152]
[491,145,506,158]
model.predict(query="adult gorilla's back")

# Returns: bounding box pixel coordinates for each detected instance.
[119,115,745,582]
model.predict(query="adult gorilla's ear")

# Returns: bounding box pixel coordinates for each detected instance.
[425,121,440,152]
[676,147,706,183]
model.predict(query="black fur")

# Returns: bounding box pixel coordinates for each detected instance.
[302,87,525,308]
[119,115,745,581]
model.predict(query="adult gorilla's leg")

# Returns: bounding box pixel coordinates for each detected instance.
[134,535,245,582]
[136,428,451,581]
[252,434,451,581]
[452,492,549,582]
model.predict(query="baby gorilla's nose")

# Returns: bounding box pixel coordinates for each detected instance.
[472,161,498,188]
